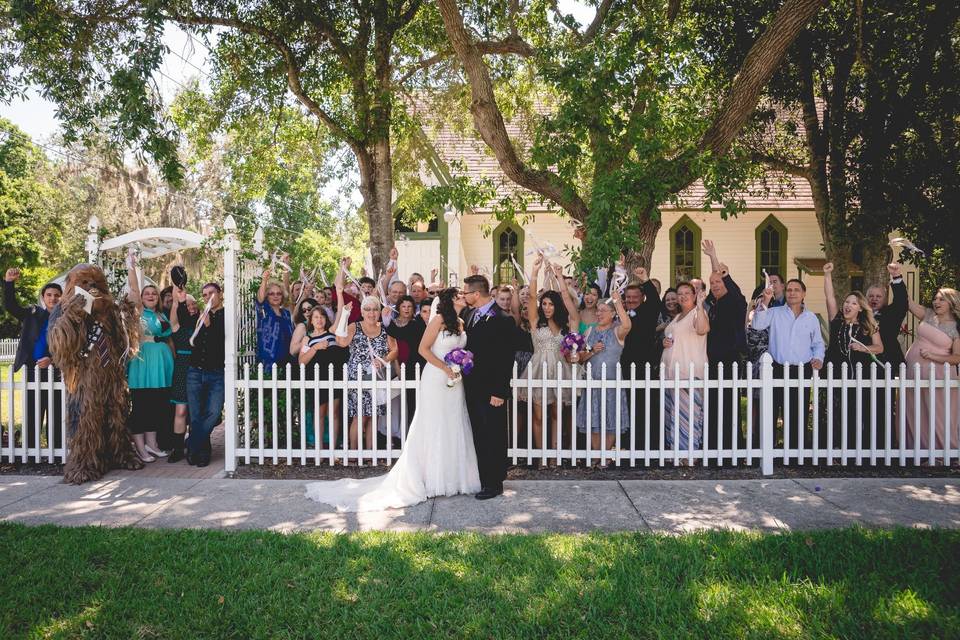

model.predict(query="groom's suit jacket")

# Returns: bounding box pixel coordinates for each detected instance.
[462,304,517,402]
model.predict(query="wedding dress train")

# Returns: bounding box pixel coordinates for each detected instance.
[304,330,481,512]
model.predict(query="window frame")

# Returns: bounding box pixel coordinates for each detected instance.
[668,214,702,287]
[754,214,788,286]
[491,220,525,286]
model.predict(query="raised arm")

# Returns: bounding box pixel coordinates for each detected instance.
[2,269,29,320]
[169,287,185,332]
[527,255,543,328]
[553,263,580,329]
[702,239,721,273]
[126,249,141,311]
[822,262,838,319]
[750,287,775,330]
[612,286,632,342]
[509,283,522,325]
[694,288,711,335]
[886,263,908,319]
[906,299,927,321]
[257,268,271,304]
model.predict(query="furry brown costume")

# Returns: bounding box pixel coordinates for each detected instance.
[48,264,144,484]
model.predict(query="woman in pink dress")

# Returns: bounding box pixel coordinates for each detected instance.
[903,287,960,454]
[661,282,710,454]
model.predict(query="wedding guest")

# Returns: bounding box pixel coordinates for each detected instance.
[903,287,960,454]
[523,259,580,458]
[573,287,632,457]
[289,280,304,312]
[185,282,225,467]
[299,306,347,448]
[867,263,909,368]
[822,263,883,450]
[126,281,174,463]
[620,268,663,373]
[386,295,426,376]
[653,287,679,363]
[578,284,602,334]
[418,297,434,324]
[650,278,663,297]
[334,274,399,453]
[410,281,428,309]
[703,240,747,449]
[167,286,199,463]
[159,285,174,318]
[2,268,62,449]
[496,286,513,313]
[289,297,319,361]
[256,268,294,370]
[358,277,376,297]
[661,282,710,456]
[751,279,825,454]
[620,267,663,446]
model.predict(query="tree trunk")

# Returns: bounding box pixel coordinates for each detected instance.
[859,241,892,291]
[355,140,395,275]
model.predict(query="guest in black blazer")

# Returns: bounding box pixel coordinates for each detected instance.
[2,268,63,447]
[867,262,909,371]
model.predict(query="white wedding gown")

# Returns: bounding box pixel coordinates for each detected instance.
[304,330,481,511]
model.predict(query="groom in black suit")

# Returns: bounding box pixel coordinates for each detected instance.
[462,275,516,500]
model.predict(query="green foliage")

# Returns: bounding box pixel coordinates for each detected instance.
[693,0,960,278]
[0,119,73,337]
[906,248,960,307]
[447,2,760,272]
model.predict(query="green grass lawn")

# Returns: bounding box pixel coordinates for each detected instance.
[1,525,958,639]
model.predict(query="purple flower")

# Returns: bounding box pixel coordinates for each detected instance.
[444,348,475,376]
[560,332,587,355]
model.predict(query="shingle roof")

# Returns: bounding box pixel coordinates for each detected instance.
[423,110,815,213]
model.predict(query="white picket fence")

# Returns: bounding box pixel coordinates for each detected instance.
[0,339,17,363]
[3,354,958,474]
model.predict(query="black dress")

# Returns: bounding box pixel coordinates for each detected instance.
[824,315,878,450]
[386,318,426,376]
[302,331,348,405]
[825,315,876,376]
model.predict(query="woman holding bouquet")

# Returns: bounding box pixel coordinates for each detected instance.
[524,257,581,460]
[305,288,480,511]
[572,287,632,456]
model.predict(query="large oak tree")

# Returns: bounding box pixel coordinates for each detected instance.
[434,0,826,270]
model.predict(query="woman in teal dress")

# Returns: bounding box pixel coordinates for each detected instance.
[127,281,174,462]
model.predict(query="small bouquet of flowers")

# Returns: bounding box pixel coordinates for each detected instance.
[444,348,475,387]
[560,332,587,362]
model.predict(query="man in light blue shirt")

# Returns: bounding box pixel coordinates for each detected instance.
[751,278,824,456]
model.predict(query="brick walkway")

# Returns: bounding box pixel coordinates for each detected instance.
[110,424,225,480]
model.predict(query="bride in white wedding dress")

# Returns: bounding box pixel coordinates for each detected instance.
[305,288,481,511]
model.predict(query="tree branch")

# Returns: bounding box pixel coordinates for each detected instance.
[436,0,590,222]
[394,35,535,86]
[749,151,810,179]
[697,0,827,157]
[165,12,358,146]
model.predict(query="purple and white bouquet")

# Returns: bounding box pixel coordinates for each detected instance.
[560,332,587,362]
[443,348,475,387]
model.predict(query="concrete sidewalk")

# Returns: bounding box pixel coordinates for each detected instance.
[0,475,957,534]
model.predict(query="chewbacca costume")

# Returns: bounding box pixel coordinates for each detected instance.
[48,264,144,484]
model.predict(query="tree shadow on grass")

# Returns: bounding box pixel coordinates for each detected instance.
[0,524,958,639]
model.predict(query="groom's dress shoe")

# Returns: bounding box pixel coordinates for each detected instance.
[475,487,503,500]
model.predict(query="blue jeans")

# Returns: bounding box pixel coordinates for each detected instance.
[186,368,225,456]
